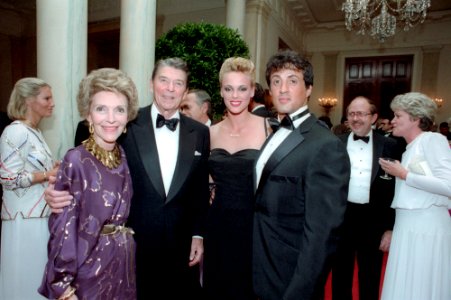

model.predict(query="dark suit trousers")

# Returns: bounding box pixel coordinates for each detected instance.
[332,202,383,300]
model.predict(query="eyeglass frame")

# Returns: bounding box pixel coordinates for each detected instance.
[347,111,373,118]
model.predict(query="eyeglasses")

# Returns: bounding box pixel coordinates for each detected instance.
[347,111,373,118]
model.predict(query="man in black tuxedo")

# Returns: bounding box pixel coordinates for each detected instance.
[332,96,398,300]
[120,58,210,299]
[253,50,351,300]
[249,82,274,118]
[180,89,213,127]
[377,115,407,158]
[45,58,210,299]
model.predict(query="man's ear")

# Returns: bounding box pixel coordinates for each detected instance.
[371,113,379,125]
[201,102,208,114]
[306,85,313,98]
[149,80,154,94]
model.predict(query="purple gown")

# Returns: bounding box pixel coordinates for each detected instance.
[39,145,136,300]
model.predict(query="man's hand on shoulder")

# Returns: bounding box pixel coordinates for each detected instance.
[45,175,73,213]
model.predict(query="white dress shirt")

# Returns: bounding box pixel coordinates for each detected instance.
[151,105,180,195]
[255,106,310,186]
[346,131,373,204]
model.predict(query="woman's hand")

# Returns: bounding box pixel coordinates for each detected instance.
[48,160,61,178]
[379,158,408,180]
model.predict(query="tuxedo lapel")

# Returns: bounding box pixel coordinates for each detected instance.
[371,131,384,182]
[133,110,166,200]
[166,116,196,202]
[256,126,306,194]
[253,132,274,190]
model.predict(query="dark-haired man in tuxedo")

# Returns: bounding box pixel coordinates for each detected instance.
[332,96,398,300]
[249,82,274,118]
[253,49,351,300]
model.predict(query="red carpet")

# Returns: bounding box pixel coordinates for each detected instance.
[324,253,388,300]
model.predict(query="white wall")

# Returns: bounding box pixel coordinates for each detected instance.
[158,0,225,36]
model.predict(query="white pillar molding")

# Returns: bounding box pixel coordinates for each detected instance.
[245,0,271,84]
[421,45,443,97]
[36,0,87,159]
[120,0,156,107]
[226,0,246,37]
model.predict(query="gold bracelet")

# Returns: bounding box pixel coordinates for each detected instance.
[43,171,48,181]
[59,286,76,300]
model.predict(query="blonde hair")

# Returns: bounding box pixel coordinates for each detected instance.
[219,57,255,87]
[7,77,50,120]
[77,68,139,121]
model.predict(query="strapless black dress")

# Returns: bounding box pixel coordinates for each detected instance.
[203,148,259,300]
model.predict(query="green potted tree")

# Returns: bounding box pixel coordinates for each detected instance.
[156,22,250,120]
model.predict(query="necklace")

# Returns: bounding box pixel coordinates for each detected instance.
[228,125,243,137]
[82,136,121,169]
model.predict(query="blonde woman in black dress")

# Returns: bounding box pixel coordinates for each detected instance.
[203,57,270,300]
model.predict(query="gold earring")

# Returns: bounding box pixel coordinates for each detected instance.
[89,123,94,134]
[123,127,127,134]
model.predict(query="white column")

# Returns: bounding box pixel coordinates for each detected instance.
[245,0,271,83]
[226,0,246,36]
[120,0,156,107]
[36,0,87,159]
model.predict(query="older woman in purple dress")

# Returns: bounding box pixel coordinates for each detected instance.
[39,68,139,300]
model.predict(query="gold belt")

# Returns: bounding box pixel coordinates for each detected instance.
[100,224,135,235]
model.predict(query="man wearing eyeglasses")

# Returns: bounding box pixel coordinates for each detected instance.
[331,96,399,300]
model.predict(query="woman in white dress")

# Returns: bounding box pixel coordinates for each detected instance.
[379,92,451,300]
[0,78,60,299]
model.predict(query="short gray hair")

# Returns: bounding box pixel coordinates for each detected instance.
[390,92,437,131]
[152,57,189,86]
[187,89,212,119]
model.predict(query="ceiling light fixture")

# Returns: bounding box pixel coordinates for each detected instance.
[342,0,431,42]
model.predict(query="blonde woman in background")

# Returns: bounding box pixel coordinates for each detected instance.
[0,78,59,299]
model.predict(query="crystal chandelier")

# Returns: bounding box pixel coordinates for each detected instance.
[342,0,431,42]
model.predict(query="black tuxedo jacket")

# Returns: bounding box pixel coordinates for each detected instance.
[253,114,351,300]
[338,130,398,234]
[119,105,210,298]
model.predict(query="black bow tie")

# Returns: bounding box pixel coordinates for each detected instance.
[269,109,309,132]
[353,134,370,143]
[156,114,179,131]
